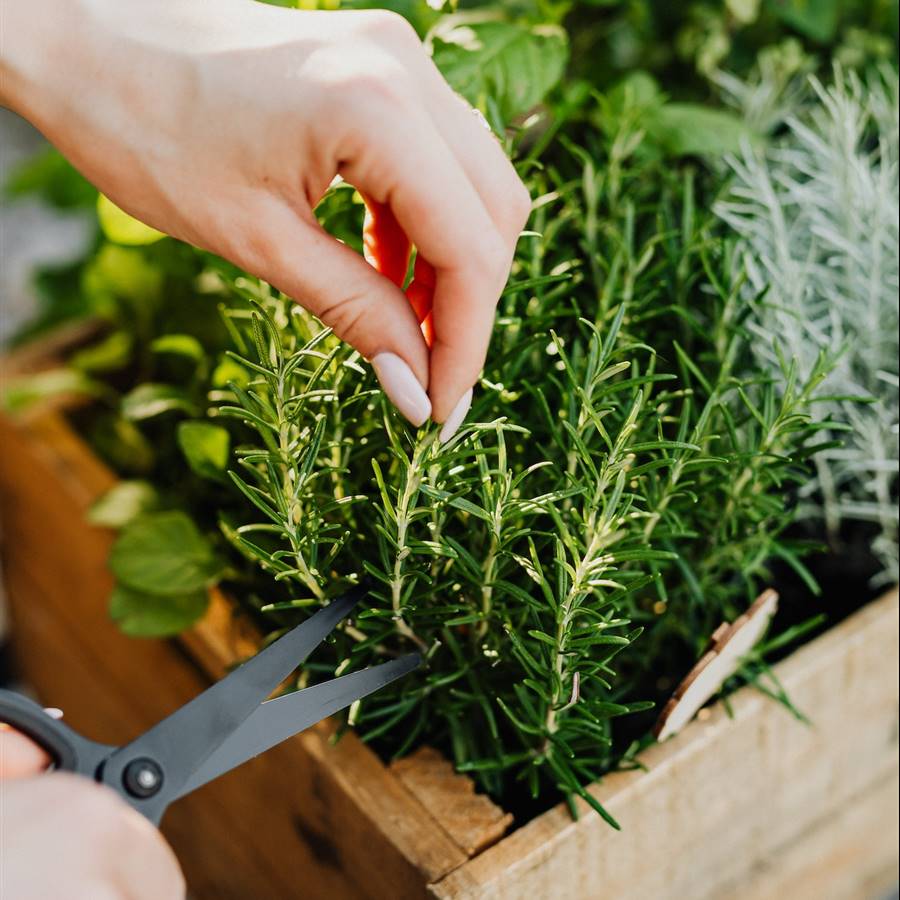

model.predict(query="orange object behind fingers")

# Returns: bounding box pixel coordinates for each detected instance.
[362,197,435,346]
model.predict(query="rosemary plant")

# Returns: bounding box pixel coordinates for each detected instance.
[207,98,834,822]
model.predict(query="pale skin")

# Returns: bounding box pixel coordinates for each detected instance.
[1,730,185,899]
[0,0,529,895]
[1,0,530,427]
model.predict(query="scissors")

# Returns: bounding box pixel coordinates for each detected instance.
[0,587,420,825]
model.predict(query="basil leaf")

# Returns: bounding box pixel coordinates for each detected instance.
[121,383,199,421]
[432,19,568,124]
[647,104,761,156]
[2,368,99,413]
[151,334,206,363]
[110,510,225,596]
[97,194,165,246]
[177,421,231,480]
[71,330,134,374]
[88,481,159,528]
[767,0,839,43]
[109,583,208,637]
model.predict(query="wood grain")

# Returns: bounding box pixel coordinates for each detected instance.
[429,589,900,900]
[391,747,514,857]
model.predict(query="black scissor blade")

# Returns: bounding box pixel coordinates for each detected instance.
[110,587,366,798]
[176,654,421,799]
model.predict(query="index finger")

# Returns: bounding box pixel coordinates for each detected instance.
[0,726,51,778]
[344,104,511,421]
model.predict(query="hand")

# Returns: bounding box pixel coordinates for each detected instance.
[0,728,185,899]
[1,0,531,435]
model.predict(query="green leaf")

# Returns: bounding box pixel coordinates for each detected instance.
[83,244,163,304]
[2,368,101,413]
[151,334,206,363]
[431,19,568,123]
[109,583,208,637]
[70,330,134,374]
[110,511,226,596]
[177,421,231,479]
[605,71,662,118]
[97,194,166,245]
[647,104,761,157]
[212,356,251,389]
[87,414,156,475]
[121,384,199,421]
[4,147,96,208]
[767,0,839,42]
[88,481,159,528]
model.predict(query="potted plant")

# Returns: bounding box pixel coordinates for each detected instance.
[2,2,897,898]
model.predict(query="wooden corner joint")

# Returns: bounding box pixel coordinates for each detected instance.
[390,746,514,858]
[654,589,779,742]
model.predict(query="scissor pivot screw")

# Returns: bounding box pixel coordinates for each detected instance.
[123,758,164,799]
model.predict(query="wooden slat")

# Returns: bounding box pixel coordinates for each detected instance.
[430,588,900,899]
[727,772,898,900]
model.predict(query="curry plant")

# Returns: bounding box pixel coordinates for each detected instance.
[717,65,899,585]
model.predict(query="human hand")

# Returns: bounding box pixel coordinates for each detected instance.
[1,0,531,436]
[0,727,185,899]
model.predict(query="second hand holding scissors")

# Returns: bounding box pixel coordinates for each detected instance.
[0,585,420,825]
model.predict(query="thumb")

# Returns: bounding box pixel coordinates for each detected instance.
[251,201,432,427]
[0,727,50,778]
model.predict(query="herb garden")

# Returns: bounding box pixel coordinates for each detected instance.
[1,1,898,897]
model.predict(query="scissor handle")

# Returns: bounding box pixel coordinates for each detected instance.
[0,689,111,778]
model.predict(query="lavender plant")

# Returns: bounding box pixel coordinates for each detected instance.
[715,65,900,585]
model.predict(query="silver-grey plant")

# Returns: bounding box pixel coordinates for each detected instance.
[716,65,899,585]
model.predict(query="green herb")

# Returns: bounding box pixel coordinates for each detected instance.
[190,103,834,815]
[6,0,893,821]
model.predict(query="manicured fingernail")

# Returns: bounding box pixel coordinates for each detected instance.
[439,388,473,444]
[371,353,431,427]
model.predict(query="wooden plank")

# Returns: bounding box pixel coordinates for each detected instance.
[0,411,303,898]
[727,771,899,900]
[183,594,490,895]
[430,589,900,899]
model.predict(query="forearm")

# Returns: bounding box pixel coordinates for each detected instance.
[0,0,527,427]
[1,1,237,131]
[0,0,77,122]
[0,0,208,226]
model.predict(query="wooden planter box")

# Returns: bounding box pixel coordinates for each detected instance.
[1,339,898,900]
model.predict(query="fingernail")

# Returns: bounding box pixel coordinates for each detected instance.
[371,353,431,427]
[439,388,473,444]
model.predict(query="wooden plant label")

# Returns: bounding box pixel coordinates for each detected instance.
[654,589,779,741]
